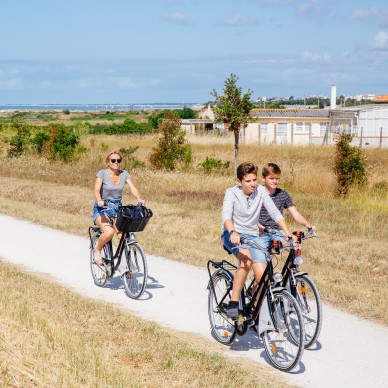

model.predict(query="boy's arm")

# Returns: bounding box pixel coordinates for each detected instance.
[288,206,316,231]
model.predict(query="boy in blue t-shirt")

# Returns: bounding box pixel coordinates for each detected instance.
[258,163,317,255]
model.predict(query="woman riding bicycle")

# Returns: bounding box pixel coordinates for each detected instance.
[92,150,144,265]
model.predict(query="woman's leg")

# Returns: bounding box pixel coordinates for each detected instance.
[94,215,115,264]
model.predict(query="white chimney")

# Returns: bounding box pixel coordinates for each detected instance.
[330,84,336,109]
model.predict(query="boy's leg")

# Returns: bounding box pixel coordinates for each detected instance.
[226,249,252,319]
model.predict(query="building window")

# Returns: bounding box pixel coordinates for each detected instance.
[260,122,268,135]
[295,122,311,133]
[320,122,328,137]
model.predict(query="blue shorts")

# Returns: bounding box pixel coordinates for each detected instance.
[221,230,286,264]
[255,231,286,261]
[92,199,122,223]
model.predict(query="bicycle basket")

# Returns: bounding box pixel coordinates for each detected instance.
[115,205,153,233]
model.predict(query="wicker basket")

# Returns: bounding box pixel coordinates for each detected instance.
[115,205,153,233]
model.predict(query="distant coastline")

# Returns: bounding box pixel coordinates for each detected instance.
[0,103,203,112]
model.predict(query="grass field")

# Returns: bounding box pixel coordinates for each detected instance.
[0,132,387,325]
[0,112,387,385]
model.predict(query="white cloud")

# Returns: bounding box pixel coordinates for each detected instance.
[301,51,332,64]
[349,6,388,28]
[296,0,325,17]
[161,12,191,25]
[0,70,22,90]
[371,31,388,49]
[260,0,294,5]
[112,77,161,90]
[221,12,258,27]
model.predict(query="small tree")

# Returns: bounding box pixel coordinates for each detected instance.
[210,73,253,172]
[149,112,192,170]
[7,119,31,158]
[334,132,367,197]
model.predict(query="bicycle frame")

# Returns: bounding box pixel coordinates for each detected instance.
[88,226,136,276]
[207,245,288,336]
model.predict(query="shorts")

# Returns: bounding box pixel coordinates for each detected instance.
[254,230,286,261]
[92,199,122,223]
[221,230,282,264]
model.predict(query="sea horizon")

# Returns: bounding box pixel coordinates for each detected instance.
[0,103,203,112]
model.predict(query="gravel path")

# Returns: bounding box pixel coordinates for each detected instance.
[0,214,387,387]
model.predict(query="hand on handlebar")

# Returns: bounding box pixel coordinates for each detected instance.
[230,231,241,246]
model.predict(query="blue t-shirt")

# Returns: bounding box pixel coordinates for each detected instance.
[96,169,131,201]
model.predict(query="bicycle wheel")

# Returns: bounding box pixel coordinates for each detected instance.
[90,236,109,287]
[208,270,237,345]
[122,242,148,299]
[295,274,322,348]
[262,290,305,371]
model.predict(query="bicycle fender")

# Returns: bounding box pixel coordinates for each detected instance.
[258,294,275,336]
[294,271,308,277]
[207,268,233,289]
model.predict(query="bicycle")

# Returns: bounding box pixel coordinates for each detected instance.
[263,227,322,349]
[89,202,153,299]
[207,236,306,372]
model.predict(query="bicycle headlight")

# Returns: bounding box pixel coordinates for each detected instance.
[273,272,283,283]
[294,256,303,266]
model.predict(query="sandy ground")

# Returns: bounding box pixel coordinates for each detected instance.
[0,214,387,387]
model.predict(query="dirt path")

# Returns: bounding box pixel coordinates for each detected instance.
[0,214,387,387]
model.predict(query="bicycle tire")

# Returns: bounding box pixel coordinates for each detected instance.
[294,274,322,348]
[90,236,109,287]
[208,270,237,345]
[122,241,148,299]
[261,289,305,371]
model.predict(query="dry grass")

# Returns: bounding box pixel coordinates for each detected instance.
[0,259,289,387]
[0,134,387,326]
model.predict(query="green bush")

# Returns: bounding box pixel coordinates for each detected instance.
[149,113,192,171]
[46,123,80,162]
[119,146,145,170]
[7,120,31,158]
[198,156,230,174]
[334,132,367,197]
[32,130,50,155]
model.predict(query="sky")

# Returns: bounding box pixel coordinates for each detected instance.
[1,0,388,104]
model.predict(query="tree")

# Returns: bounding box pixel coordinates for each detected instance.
[333,132,367,197]
[149,112,192,170]
[210,73,253,172]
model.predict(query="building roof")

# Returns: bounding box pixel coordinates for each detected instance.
[372,95,388,103]
[252,109,329,119]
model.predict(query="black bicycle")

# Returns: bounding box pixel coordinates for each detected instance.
[207,236,305,372]
[89,203,153,299]
[262,227,322,349]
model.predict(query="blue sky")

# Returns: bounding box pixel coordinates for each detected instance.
[1,0,387,104]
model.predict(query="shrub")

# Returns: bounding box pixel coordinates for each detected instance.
[333,132,367,197]
[32,130,50,155]
[7,120,31,158]
[45,123,80,162]
[149,113,192,171]
[198,156,230,174]
[119,146,145,170]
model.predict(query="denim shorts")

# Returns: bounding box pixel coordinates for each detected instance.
[92,199,122,223]
[254,230,286,262]
[221,230,274,264]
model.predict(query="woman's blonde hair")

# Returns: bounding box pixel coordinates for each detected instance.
[105,150,123,163]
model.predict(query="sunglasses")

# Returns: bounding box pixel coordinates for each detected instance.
[110,159,122,163]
